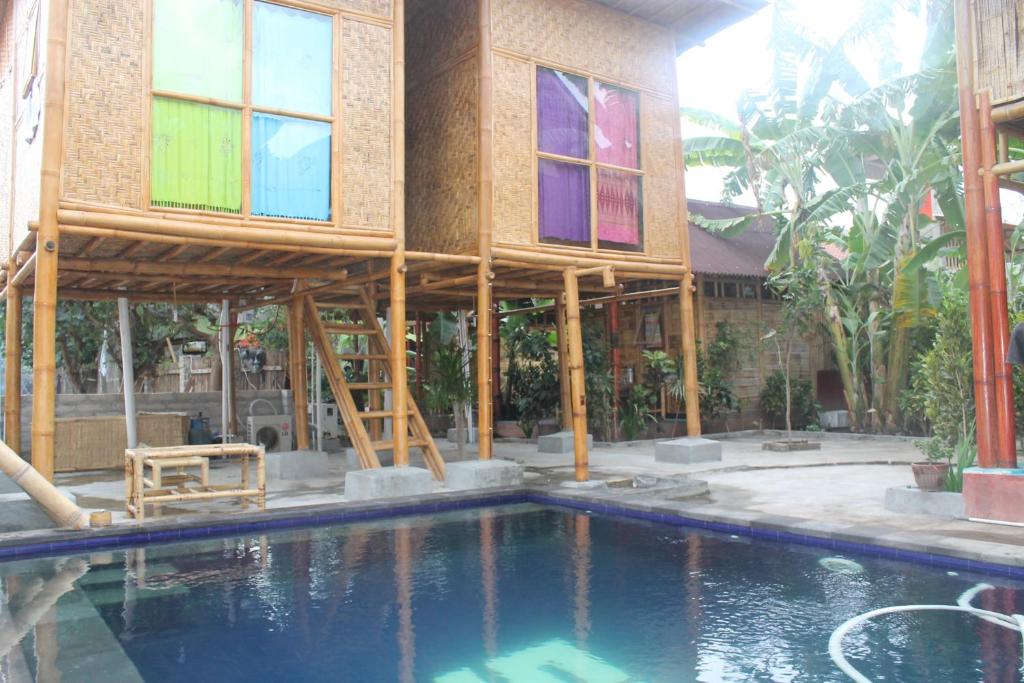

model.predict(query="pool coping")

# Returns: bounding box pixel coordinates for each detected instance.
[1,485,1023,579]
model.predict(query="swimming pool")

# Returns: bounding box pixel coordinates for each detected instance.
[2,503,1022,681]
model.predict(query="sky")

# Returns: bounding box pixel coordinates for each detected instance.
[675,0,928,205]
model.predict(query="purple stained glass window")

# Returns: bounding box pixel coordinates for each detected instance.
[537,67,589,159]
[539,159,590,245]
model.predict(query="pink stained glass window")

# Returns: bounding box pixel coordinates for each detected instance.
[597,169,642,250]
[595,82,639,169]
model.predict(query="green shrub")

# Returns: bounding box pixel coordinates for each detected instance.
[759,370,817,430]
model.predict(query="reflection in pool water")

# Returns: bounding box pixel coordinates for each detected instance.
[0,504,1021,681]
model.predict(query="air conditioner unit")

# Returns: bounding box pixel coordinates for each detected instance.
[308,402,341,439]
[247,415,293,453]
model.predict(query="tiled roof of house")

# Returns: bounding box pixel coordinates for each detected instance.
[687,200,776,278]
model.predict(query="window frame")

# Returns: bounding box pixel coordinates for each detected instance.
[532,63,645,254]
[147,0,339,224]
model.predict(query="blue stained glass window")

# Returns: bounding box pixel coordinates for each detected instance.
[251,113,331,221]
[252,2,333,116]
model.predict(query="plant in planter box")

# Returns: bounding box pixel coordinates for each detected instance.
[912,437,953,492]
[620,384,657,441]
[513,353,560,439]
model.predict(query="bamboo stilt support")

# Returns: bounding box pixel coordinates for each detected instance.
[289,289,311,450]
[555,298,572,431]
[979,91,1017,467]
[4,280,21,452]
[391,0,409,466]
[678,276,701,436]
[31,0,71,482]
[476,0,495,460]
[955,0,998,467]
[563,269,589,481]
[0,438,87,528]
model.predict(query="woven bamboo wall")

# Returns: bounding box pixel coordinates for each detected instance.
[405,0,479,254]
[11,0,42,256]
[0,0,15,261]
[322,0,391,18]
[61,0,145,209]
[342,19,393,230]
[491,53,533,247]
[641,93,681,258]
[490,0,676,95]
[973,0,1024,105]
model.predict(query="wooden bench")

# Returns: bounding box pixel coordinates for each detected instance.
[125,444,265,522]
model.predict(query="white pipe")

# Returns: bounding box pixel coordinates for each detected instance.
[220,299,231,443]
[117,297,137,448]
[315,348,323,451]
[458,310,474,442]
[830,583,1024,682]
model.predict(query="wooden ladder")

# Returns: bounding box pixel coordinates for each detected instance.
[302,293,445,480]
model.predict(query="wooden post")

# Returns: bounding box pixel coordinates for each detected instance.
[609,301,621,440]
[491,309,502,420]
[4,280,21,452]
[979,90,1018,467]
[288,295,310,450]
[391,0,409,466]
[414,312,423,403]
[476,0,495,460]
[31,0,71,482]
[117,298,138,449]
[563,268,588,481]
[555,298,572,431]
[679,275,701,437]
[955,0,998,467]
[368,281,383,442]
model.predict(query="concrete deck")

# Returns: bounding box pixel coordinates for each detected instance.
[6,431,1024,569]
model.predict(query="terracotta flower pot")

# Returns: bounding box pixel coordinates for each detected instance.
[911,462,950,492]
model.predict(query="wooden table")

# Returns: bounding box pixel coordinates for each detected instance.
[125,444,265,522]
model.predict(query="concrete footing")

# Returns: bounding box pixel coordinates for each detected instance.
[884,486,964,518]
[444,459,523,490]
[344,466,436,501]
[559,479,608,491]
[964,468,1024,524]
[265,450,328,481]
[655,437,722,464]
[538,431,592,454]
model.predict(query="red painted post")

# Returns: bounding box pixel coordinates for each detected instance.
[979,91,1018,468]
[955,0,998,468]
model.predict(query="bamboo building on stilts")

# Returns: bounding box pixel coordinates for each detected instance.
[0,0,762,518]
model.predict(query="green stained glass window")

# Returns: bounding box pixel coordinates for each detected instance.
[153,0,243,101]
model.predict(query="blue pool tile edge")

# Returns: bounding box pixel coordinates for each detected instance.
[1,487,1022,580]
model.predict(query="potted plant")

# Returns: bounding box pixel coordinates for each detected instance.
[911,439,952,492]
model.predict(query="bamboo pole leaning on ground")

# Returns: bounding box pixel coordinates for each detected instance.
[979,90,1018,467]
[0,438,88,529]
[562,269,589,481]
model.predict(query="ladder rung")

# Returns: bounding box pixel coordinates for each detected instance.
[337,353,388,361]
[359,410,407,419]
[372,438,429,450]
[324,324,375,335]
[348,382,392,390]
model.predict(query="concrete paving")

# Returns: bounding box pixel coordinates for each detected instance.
[5,431,1024,567]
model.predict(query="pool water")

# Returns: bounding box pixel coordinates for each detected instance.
[2,503,1023,681]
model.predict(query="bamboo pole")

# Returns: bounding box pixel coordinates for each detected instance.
[955,0,998,467]
[555,297,572,431]
[0,438,87,528]
[56,210,398,251]
[563,269,589,481]
[391,0,409,466]
[491,247,687,276]
[289,287,311,450]
[9,253,35,287]
[476,0,495,460]
[31,0,71,482]
[406,251,481,265]
[4,279,21,452]
[496,286,682,317]
[979,90,1017,467]
[57,257,348,282]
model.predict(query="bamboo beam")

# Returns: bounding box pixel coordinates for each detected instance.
[406,251,481,265]
[955,0,998,467]
[0,438,87,528]
[392,0,409,466]
[289,285,311,450]
[555,298,572,431]
[562,269,589,481]
[58,288,222,304]
[476,0,495,460]
[57,224,395,258]
[56,210,398,251]
[57,257,348,282]
[9,253,35,287]
[4,279,21,452]
[491,247,687,276]
[31,0,71,482]
[979,91,1018,467]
